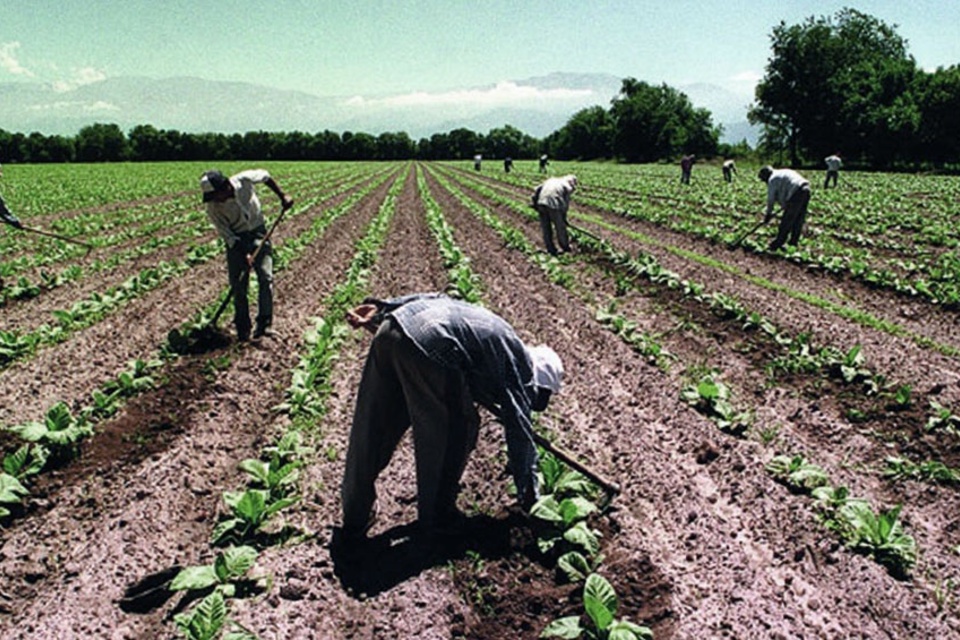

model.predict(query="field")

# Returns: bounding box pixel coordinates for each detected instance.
[1,159,959,639]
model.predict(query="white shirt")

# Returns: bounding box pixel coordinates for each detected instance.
[825,155,842,171]
[535,175,577,212]
[204,169,271,248]
[766,169,809,217]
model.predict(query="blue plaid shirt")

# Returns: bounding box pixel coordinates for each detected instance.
[381,294,540,500]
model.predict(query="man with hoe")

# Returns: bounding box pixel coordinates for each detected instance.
[200,169,293,342]
[339,293,564,540]
[758,165,811,252]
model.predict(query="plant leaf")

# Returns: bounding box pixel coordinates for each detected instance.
[583,573,617,631]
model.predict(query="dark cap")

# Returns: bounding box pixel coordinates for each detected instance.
[199,170,230,202]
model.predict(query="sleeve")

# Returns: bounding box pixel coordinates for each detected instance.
[234,169,271,185]
[1,195,21,227]
[765,183,776,219]
[500,385,539,505]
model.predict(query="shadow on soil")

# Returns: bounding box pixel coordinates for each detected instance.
[329,511,527,598]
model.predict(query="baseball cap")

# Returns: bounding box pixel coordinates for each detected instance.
[200,170,230,202]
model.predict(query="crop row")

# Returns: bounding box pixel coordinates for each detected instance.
[432,163,958,589]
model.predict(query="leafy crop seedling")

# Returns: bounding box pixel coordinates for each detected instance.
[540,573,653,639]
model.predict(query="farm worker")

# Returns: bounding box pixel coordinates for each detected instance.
[680,154,695,184]
[722,159,737,183]
[531,174,578,256]
[0,163,23,230]
[200,169,293,342]
[473,154,482,171]
[504,157,513,173]
[340,292,564,539]
[824,153,842,188]
[539,154,549,173]
[758,165,811,252]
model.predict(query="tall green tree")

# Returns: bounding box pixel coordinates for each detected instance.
[750,8,918,166]
[75,123,129,162]
[914,65,960,166]
[550,106,614,160]
[609,78,718,163]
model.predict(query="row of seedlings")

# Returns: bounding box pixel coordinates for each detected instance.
[419,165,654,639]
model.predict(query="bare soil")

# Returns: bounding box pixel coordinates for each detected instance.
[1,163,958,639]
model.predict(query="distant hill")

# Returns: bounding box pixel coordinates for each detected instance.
[0,72,758,145]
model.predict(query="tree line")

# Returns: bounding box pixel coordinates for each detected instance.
[1,9,957,170]
[0,123,542,164]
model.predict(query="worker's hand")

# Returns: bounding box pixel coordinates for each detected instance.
[245,253,255,267]
[346,304,379,332]
[281,194,294,211]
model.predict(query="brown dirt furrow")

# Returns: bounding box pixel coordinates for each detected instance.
[428,165,957,638]
[0,169,400,638]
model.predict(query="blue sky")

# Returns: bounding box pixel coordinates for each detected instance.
[2,1,959,104]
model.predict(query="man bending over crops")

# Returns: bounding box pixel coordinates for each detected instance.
[340,293,564,540]
[532,174,578,256]
[200,169,293,341]
[758,165,811,252]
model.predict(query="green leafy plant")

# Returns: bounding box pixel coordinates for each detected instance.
[211,488,299,546]
[765,454,829,492]
[170,546,260,598]
[173,588,260,640]
[2,444,48,482]
[7,402,93,464]
[237,457,302,502]
[0,472,30,518]
[812,485,916,576]
[926,400,960,435]
[889,384,913,410]
[680,374,749,435]
[540,573,652,639]
[538,450,595,499]
[883,457,959,485]
[838,502,917,576]
[530,495,601,558]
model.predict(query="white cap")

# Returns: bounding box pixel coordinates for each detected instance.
[528,345,564,394]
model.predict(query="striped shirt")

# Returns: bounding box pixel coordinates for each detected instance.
[382,294,540,498]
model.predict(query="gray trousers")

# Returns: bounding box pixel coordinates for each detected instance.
[769,186,811,251]
[537,205,571,255]
[341,319,480,532]
[226,237,273,336]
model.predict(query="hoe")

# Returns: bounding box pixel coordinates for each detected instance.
[726,219,767,250]
[168,206,288,354]
[533,432,621,499]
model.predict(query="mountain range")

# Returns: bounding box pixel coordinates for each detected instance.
[0,72,758,145]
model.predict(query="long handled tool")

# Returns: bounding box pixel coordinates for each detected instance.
[533,432,621,498]
[16,223,94,253]
[168,206,289,354]
[567,222,603,243]
[727,219,767,250]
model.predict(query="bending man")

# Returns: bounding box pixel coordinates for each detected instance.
[758,165,811,252]
[532,174,578,256]
[340,293,564,539]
